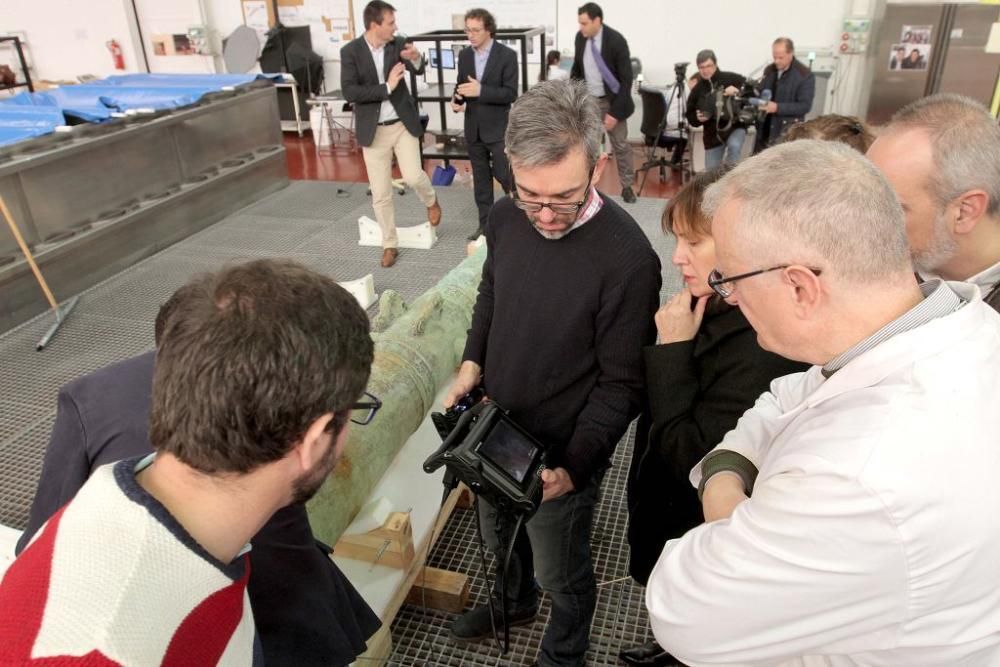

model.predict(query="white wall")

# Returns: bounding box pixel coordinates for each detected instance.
[5,0,144,81]
[6,0,857,106]
[555,0,850,86]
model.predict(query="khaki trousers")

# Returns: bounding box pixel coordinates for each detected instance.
[361,121,437,249]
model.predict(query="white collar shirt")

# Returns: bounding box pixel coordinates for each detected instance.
[365,36,399,124]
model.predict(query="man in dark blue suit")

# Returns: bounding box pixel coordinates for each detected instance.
[757,37,816,150]
[16,282,381,667]
[451,8,519,240]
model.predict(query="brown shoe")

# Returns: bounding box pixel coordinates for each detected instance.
[381,248,398,268]
[427,200,442,227]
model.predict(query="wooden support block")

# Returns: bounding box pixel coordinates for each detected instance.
[404,567,470,613]
[455,483,474,509]
[335,511,415,569]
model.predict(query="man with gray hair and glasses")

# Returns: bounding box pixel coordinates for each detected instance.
[867,93,1000,312]
[645,140,1000,665]
[444,78,661,666]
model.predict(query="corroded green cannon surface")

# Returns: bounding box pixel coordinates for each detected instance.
[306,246,486,546]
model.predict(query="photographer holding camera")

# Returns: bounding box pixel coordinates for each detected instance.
[686,50,748,169]
[443,79,661,667]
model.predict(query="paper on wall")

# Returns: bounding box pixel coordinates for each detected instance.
[278,5,306,26]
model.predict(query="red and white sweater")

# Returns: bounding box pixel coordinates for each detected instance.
[0,457,260,666]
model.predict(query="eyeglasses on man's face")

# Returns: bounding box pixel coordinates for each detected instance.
[349,391,382,425]
[510,167,594,217]
[707,265,822,299]
[511,198,587,216]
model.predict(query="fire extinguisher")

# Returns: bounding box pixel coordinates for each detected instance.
[106,39,125,71]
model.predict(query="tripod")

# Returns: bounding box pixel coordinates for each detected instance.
[634,71,691,196]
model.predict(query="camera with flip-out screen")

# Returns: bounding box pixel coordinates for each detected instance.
[424,400,547,517]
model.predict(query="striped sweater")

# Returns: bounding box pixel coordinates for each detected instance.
[0,457,261,666]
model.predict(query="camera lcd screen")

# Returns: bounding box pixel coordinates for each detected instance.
[477,420,539,484]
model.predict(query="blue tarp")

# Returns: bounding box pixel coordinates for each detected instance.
[101,73,280,87]
[0,73,283,147]
[0,97,67,147]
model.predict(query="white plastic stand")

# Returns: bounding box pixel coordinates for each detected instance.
[337,273,378,309]
[358,215,438,250]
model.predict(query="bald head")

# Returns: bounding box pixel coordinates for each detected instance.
[704,139,911,285]
[703,140,919,364]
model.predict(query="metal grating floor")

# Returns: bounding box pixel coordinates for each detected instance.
[388,424,683,667]
[0,179,681,666]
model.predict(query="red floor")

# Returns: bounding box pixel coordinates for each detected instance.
[282,134,682,200]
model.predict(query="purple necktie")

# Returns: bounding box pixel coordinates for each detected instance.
[589,38,620,95]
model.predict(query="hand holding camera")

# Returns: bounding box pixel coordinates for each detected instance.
[456,75,481,99]
[398,35,419,62]
[387,62,406,92]
[444,360,482,409]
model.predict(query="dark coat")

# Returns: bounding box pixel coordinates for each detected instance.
[16,351,381,666]
[758,57,815,147]
[340,35,426,147]
[685,70,747,149]
[987,283,1000,312]
[570,24,635,121]
[456,41,518,144]
[627,301,807,585]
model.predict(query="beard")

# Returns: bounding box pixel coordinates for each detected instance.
[290,433,340,505]
[533,226,570,240]
[911,208,958,275]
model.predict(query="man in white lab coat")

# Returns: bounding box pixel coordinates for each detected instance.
[645,139,1000,666]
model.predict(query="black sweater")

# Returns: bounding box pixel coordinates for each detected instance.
[626,300,807,584]
[464,195,661,489]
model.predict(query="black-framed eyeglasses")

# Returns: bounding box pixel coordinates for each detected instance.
[707,265,822,299]
[350,391,382,425]
[510,167,594,216]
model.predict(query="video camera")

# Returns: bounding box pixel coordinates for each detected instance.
[425,399,547,517]
[733,77,771,125]
[673,61,690,85]
[703,77,771,133]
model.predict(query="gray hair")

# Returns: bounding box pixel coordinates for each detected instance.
[702,139,911,284]
[887,93,1000,217]
[504,79,602,171]
[773,37,794,53]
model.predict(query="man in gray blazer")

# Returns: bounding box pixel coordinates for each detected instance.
[341,0,441,268]
[451,8,518,240]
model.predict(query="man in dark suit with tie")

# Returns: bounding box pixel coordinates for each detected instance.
[341,0,442,269]
[15,279,382,667]
[451,8,518,240]
[571,3,637,203]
